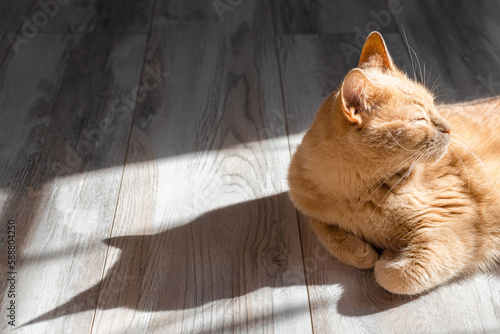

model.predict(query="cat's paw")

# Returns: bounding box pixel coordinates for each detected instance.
[340,234,379,269]
[374,251,427,295]
[310,219,379,269]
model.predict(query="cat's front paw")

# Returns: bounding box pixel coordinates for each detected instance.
[341,234,379,269]
[309,219,379,269]
[374,251,428,295]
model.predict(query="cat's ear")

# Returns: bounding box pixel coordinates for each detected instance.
[340,68,375,124]
[359,31,395,70]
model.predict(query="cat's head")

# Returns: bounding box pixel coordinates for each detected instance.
[334,32,451,167]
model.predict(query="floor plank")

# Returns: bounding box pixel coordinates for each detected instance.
[0,33,147,333]
[88,0,313,333]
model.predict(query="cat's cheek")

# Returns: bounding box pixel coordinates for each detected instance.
[405,127,428,148]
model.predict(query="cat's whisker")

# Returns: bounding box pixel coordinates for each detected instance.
[402,150,430,185]
[424,149,437,166]
[364,150,430,224]
[433,92,453,101]
[402,150,432,184]
[402,31,423,83]
[360,149,428,218]
[434,88,452,96]
[391,150,432,192]
[426,65,433,88]
[381,149,434,204]
[389,163,416,196]
[354,167,385,206]
[450,132,473,143]
[432,82,443,92]
[372,167,383,176]
[449,145,471,191]
[449,137,492,185]
[410,46,421,83]
[431,65,451,95]
[440,108,452,119]
[423,62,426,87]
[433,94,448,101]
[410,46,423,84]
[450,135,491,183]
[401,26,417,81]
[349,151,423,219]
[432,86,453,101]
[432,85,454,100]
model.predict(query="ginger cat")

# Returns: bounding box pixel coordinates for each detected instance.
[288,31,500,295]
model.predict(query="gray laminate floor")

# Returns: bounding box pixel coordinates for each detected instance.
[1,1,500,333]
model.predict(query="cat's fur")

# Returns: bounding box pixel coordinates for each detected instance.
[288,31,500,295]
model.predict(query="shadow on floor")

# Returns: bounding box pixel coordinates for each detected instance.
[22,192,421,327]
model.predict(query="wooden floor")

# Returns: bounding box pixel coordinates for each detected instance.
[1,0,500,333]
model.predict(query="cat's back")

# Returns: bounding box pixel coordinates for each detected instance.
[440,96,500,136]
[437,97,500,240]
[438,96,500,184]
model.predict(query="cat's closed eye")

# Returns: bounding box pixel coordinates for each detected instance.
[411,118,427,124]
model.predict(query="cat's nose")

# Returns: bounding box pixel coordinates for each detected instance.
[437,119,451,134]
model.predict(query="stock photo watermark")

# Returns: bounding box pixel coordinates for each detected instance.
[339,0,413,62]
[283,242,331,286]
[254,107,299,141]
[51,64,168,176]
[213,0,245,21]
[5,220,17,326]
[474,73,500,97]
[459,73,500,101]
[8,0,72,54]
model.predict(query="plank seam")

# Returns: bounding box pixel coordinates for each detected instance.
[268,2,316,333]
[87,0,160,333]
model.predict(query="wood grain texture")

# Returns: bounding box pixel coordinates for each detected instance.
[0,33,147,333]
[24,0,156,33]
[88,0,313,333]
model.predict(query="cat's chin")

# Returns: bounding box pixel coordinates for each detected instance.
[427,143,450,164]
[423,132,451,164]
